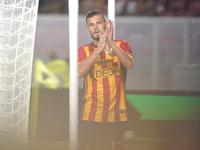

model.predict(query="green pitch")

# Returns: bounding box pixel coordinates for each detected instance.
[126,94,200,121]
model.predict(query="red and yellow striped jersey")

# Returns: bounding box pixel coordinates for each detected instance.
[78,40,133,122]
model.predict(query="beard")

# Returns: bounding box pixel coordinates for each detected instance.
[91,32,100,41]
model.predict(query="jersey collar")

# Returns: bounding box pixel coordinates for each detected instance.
[92,42,97,48]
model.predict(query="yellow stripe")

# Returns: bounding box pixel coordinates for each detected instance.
[95,56,103,122]
[82,76,93,120]
[116,41,121,47]
[84,46,90,57]
[107,53,120,122]
[108,74,116,122]
[82,46,92,120]
[115,41,127,121]
[119,81,127,121]
[95,78,103,122]
[108,43,121,122]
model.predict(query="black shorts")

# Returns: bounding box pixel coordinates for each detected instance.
[79,120,125,150]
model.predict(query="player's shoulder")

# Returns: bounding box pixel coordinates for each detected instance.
[79,42,92,49]
[115,39,129,44]
[115,40,130,46]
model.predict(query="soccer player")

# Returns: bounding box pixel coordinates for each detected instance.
[78,10,134,150]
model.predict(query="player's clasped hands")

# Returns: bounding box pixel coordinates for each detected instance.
[98,29,107,52]
[107,19,114,43]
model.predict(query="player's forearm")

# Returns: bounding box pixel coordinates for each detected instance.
[110,41,134,69]
[78,49,101,78]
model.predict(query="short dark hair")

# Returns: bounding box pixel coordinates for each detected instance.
[86,10,106,25]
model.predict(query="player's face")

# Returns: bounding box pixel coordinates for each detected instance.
[86,15,107,41]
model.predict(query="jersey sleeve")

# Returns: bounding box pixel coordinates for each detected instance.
[120,40,133,59]
[78,46,87,64]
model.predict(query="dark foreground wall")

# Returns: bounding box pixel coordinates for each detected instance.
[29,88,200,150]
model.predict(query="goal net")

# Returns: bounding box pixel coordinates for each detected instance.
[0,0,39,145]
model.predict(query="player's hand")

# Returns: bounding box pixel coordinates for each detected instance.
[97,29,106,52]
[107,20,114,43]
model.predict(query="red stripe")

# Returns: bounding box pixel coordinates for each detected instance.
[82,75,88,119]
[81,103,86,119]
[121,77,129,120]
[101,51,106,59]
[120,67,129,120]
[83,77,88,100]
[114,75,121,121]
[89,43,94,53]
[88,79,97,121]
[87,44,97,121]
[102,78,110,122]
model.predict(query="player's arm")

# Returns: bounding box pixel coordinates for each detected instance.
[78,48,100,78]
[110,41,134,69]
[107,20,134,69]
[78,31,106,78]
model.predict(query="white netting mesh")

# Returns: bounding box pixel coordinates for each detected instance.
[0,0,39,144]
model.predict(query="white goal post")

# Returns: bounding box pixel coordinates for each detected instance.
[68,0,115,150]
[0,0,39,145]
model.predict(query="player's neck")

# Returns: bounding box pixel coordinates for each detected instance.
[92,40,98,47]
[92,42,97,48]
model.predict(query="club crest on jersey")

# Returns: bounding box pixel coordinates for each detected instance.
[109,51,114,57]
